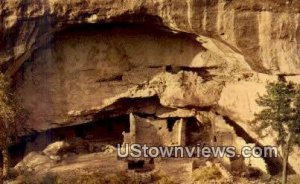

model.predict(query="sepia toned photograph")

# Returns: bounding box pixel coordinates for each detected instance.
[0,0,300,183]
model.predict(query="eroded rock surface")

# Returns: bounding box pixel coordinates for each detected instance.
[2,0,300,74]
[1,0,300,175]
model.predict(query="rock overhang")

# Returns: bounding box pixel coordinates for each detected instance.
[1,0,300,174]
[2,0,300,75]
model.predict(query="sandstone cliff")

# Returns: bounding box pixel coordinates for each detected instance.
[1,0,300,174]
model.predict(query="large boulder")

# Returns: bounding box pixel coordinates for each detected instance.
[42,141,71,158]
[14,152,54,172]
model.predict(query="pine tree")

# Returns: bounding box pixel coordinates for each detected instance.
[254,81,300,184]
[0,73,19,180]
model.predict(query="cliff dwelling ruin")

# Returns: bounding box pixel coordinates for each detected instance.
[1,2,300,180]
[5,23,263,175]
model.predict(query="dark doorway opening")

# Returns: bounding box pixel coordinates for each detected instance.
[185,117,210,146]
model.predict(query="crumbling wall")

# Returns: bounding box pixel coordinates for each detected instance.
[123,114,186,146]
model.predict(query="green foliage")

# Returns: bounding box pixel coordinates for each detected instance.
[192,165,222,182]
[253,81,300,184]
[292,87,300,145]
[253,81,300,146]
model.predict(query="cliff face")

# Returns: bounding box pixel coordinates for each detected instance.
[1,0,300,174]
[2,0,300,75]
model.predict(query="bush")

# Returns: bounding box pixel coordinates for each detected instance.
[16,171,60,184]
[17,170,36,184]
[40,172,59,184]
[70,172,129,184]
[192,165,222,183]
[151,171,175,184]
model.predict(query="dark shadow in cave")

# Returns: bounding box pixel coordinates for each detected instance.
[2,115,130,167]
[167,118,180,132]
[165,65,217,82]
[185,117,210,146]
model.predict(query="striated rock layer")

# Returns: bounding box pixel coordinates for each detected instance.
[1,0,300,174]
[1,0,300,75]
